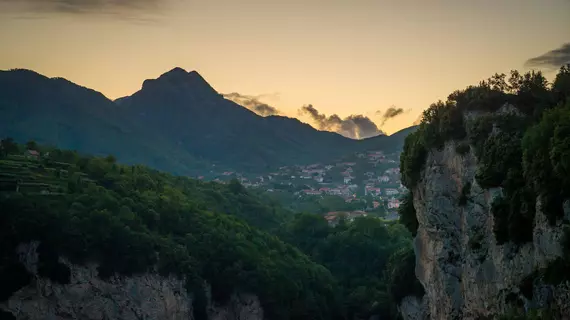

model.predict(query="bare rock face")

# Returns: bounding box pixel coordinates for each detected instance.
[410,140,570,319]
[399,295,428,320]
[0,242,264,320]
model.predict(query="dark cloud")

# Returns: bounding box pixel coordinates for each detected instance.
[525,42,570,69]
[299,105,384,139]
[376,106,405,125]
[223,92,282,116]
[0,0,161,16]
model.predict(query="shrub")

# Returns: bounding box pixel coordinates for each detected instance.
[398,192,418,236]
[458,182,471,206]
[455,143,470,155]
[385,246,424,305]
[400,131,427,189]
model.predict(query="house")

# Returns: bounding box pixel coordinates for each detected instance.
[373,201,380,209]
[26,149,40,159]
[329,188,342,196]
[379,175,390,182]
[385,188,400,196]
[388,198,400,209]
[347,211,367,221]
[303,189,322,196]
[314,176,324,183]
[385,168,400,175]
[324,214,339,226]
[344,176,353,184]
[365,186,381,196]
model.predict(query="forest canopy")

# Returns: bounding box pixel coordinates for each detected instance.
[0,142,418,320]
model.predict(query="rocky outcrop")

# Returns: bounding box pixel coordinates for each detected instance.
[399,295,428,320]
[409,138,570,319]
[0,242,264,320]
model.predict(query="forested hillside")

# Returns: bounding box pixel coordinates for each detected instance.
[399,64,570,318]
[279,213,423,319]
[0,143,415,320]
[0,68,412,176]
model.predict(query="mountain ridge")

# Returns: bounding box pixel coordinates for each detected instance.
[0,67,416,175]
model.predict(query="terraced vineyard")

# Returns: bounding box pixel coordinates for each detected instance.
[0,154,74,196]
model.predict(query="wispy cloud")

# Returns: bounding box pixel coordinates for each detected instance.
[0,0,163,18]
[299,104,384,139]
[376,106,405,125]
[525,42,570,69]
[223,92,282,116]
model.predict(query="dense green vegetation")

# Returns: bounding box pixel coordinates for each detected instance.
[0,147,341,320]
[0,142,420,320]
[259,191,368,215]
[278,212,421,319]
[399,65,570,243]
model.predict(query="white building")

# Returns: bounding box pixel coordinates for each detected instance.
[385,188,400,196]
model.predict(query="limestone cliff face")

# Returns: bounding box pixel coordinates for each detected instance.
[410,138,570,319]
[0,242,264,320]
[399,295,428,320]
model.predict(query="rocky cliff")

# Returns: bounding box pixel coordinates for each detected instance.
[406,125,570,319]
[0,242,264,320]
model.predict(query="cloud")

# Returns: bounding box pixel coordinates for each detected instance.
[0,0,162,16]
[376,106,405,125]
[525,42,570,69]
[223,92,282,116]
[299,105,384,139]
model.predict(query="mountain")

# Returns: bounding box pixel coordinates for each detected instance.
[0,67,415,175]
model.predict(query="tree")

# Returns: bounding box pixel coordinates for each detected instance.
[1,137,19,156]
[25,140,38,150]
[553,64,570,104]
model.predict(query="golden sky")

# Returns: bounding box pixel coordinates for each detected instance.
[1,0,569,134]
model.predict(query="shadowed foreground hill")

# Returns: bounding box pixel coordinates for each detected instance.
[0,68,415,175]
[0,146,418,320]
[0,149,341,320]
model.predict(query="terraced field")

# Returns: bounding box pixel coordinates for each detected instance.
[0,155,70,195]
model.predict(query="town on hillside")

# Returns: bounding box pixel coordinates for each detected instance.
[203,149,406,224]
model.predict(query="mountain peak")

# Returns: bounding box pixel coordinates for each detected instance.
[161,67,189,77]
[141,67,218,96]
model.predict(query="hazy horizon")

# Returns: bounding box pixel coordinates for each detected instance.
[1,0,569,134]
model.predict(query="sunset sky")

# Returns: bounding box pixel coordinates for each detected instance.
[1,0,569,134]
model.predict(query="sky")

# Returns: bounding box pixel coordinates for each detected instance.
[1,0,569,135]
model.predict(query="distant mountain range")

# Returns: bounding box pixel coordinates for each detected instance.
[0,67,417,176]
